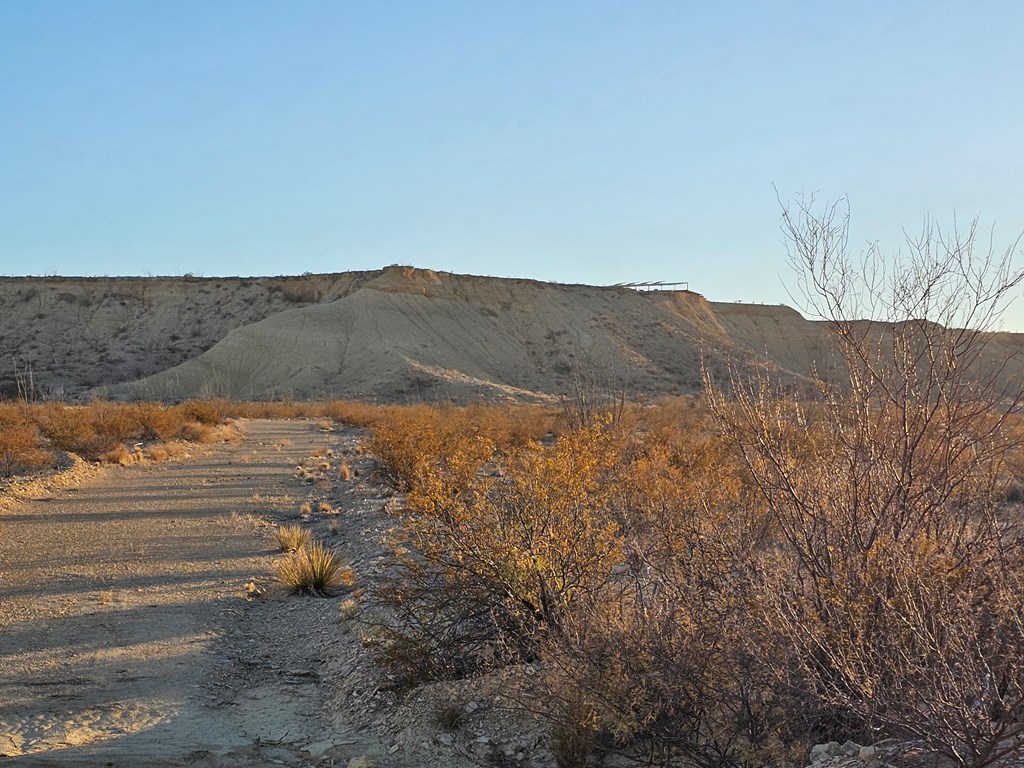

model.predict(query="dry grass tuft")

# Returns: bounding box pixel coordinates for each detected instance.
[338,596,359,621]
[339,463,352,481]
[275,541,352,596]
[275,523,312,552]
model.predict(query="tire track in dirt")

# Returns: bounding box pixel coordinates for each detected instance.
[0,419,385,767]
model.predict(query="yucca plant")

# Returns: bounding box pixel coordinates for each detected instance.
[275,541,352,596]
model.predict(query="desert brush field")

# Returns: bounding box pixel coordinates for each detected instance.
[1,389,1023,768]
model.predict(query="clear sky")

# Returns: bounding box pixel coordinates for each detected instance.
[3,2,1024,324]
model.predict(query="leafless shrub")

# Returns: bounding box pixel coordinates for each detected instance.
[708,198,1024,768]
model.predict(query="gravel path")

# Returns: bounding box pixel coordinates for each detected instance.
[0,419,386,767]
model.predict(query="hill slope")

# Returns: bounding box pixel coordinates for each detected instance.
[2,267,1022,402]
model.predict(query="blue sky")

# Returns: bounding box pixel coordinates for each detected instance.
[3,2,1024,324]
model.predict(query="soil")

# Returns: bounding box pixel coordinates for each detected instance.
[0,419,555,767]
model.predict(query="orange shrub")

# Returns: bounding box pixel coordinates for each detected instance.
[87,401,142,443]
[179,398,228,425]
[33,403,96,453]
[374,418,625,680]
[0,421,54,477]
[132,403,182,441]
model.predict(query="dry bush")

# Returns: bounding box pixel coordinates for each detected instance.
[33,403,96,453]
[369,404,489,492]
[373,418,625,684]
[98,443,141,466]
[371,403,787,765]
[132,402,182,441]
[144,440,190,463]
[87,401,141,443]
[527,413,795,768]
[26,401,214,462]
[275,523,312,552]
[322,400,384,428]
[706,199,1024,768]
[73,433,124,462]
[369,403,551,493]
[177,421,213,443]
[0,420,54,477]
[179,398,228,425]
[275,541,353,596]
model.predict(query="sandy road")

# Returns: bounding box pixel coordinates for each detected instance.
[0,419,385,767]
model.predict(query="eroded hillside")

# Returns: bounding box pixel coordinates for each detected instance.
[2,266,1022,402]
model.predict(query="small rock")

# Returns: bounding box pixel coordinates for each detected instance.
[388,744,400,754]
[347,757,377,768]
[859,745,878,762]
[842,740,863,756]
[810,742,840,762]
[465,700,480,713]
[437,733,454,746]
[301,741,336,759]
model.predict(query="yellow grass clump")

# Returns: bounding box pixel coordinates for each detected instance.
[275,523,312,552]
[275,541,352,596]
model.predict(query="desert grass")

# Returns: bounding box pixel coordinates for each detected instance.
[274,523,311,552]
[275,541,352,596]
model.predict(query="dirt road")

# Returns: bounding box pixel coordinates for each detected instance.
[0,420,387,767]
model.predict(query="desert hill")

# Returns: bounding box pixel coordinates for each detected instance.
[1,266,1021,402]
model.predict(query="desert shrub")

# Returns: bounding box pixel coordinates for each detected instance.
[72,433,123,462]
[374,418,626,683]
[87,401,142,443]
[131,402,182,441]
[369,402,552,494]
[0,420,54,476]
[322,400,384,428]
[529,415,795,768]
[548,700,598,768]
[706,199,1024,768]
[275,541,352,596]
[179,398,228,425]
[224,400,311,419]
[371,402,788,764]
[177,421,213,443]
[369,404,493,492]
[33,403,96,452]
[275,523,312,552]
